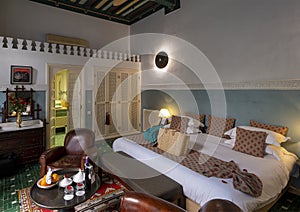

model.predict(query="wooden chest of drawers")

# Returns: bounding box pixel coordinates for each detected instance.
[0,120,45,165]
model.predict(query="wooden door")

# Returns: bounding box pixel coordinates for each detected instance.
[67,70,81,131]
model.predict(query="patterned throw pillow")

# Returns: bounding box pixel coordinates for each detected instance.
[233,127,267,158]
[249,120,288,136]
[184,112,206,124]
[206,115,236,138]
[170,115,189,133]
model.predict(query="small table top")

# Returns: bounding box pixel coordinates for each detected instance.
[30,169,101,211]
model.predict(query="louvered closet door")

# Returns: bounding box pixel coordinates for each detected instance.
[94,71,106,139]
[93,68,140,139]
[129,73,140,132]
[107,72,118,136]
[118,72,140,133]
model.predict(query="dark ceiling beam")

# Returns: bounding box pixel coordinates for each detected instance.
[129,2,161,22]
[150,0,174,8]
[29,0,180,25]
[89,0,104,8]
[85,0,98,7]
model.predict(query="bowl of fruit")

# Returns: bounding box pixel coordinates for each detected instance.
[37,173,60,189]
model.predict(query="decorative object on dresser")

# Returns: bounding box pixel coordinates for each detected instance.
[2,86,41,123]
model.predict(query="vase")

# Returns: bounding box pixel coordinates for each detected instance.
[16,112,22,128]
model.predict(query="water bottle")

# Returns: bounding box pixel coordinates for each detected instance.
[84,156,91,189]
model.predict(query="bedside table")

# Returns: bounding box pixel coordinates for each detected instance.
[289,159,300,196]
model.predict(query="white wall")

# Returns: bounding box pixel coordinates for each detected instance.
[0,0,129,50]
[131,0,300,83]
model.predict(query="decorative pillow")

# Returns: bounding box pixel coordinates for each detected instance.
[249,120,288,136]
[206,115,236,138]
[233,127,267,158]
[169,115,189,133]
[157,128,190,156]
[225,126,290,147]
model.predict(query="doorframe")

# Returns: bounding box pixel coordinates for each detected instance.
[46,63,83,149]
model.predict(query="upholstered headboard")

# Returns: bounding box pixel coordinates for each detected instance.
[142,109,160,131]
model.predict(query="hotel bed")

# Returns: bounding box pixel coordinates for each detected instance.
[112,132,298,211]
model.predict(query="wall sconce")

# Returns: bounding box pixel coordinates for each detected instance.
[159,108,171,125]
[155,51,169,69]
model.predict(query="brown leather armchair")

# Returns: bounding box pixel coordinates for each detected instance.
[39,128,98,177]
[198,199,242,212]
[119,191,185,212]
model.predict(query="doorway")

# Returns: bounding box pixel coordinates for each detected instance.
[47,64,83,149]
[54,69,68,146]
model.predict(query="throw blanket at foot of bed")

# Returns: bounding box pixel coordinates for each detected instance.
[140,143,263,197]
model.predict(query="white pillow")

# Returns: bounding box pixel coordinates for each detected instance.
[265,144,298,161]
[188,118,203,128]
[186,126,201,134]
[176,115,204,134]
[224,126,290,147]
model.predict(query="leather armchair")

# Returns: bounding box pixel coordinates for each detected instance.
[119,191,185,212]
[39,128,98,177]
[198,199,242,212]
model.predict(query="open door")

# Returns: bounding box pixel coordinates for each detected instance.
[47,64,82,149]
[67,70,81,131]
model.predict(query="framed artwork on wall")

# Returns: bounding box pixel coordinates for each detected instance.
[11,65,32,84]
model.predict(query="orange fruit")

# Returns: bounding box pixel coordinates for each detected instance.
[42,175,51,185]
[40,179,48,186]
[52,173,59,182]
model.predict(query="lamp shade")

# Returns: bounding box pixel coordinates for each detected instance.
[159,108,171,118]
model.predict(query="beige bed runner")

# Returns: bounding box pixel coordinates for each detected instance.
[124,134,263,197]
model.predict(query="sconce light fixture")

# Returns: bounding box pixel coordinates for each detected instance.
[159,108,171,125]
[155,51,169,69]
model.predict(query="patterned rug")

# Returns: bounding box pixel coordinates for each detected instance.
[18,175,125,212]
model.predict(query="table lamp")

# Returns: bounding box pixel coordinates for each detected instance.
[159,108,171,125]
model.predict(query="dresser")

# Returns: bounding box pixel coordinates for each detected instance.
[0,120,45,165]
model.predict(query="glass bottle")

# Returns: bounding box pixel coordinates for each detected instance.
[84,156,91,189]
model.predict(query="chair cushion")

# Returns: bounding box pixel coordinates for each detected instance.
[48,155,82,169]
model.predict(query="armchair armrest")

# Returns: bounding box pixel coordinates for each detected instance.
[39,146,66,177]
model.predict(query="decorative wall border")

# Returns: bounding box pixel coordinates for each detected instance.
[0,36,140,62]
[141,79,300,90]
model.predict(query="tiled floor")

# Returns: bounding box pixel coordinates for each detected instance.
[0,163,40,212]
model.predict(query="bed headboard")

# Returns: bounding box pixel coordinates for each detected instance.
[142,109,160,131]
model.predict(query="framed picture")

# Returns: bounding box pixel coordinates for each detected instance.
[11,65,32,84]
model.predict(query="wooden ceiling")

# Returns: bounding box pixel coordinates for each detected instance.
[30,0,180,25]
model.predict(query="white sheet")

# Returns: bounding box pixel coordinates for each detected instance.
[113,133,297,211]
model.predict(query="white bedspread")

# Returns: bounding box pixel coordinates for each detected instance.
[112,133,297,211]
